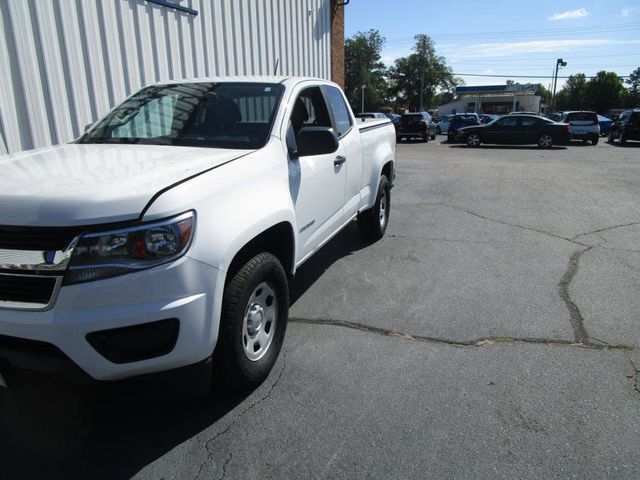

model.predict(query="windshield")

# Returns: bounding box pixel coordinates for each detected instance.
[79,82,285,149]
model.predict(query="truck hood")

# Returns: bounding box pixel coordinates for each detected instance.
[0,143,253,226]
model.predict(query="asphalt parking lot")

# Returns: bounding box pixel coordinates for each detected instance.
[2,138,640,479]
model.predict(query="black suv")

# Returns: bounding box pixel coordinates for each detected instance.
[608,109,640,145]
[397,112,437,142]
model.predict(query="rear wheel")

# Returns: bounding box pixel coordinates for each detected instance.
[213,252,289,390]
[608,132,616,144]
[591,136,599,146]
[466,133,481,147]
[422,134,428,143]
[538,134,553,148]
[436,126,441,135]
[358,175,390,242]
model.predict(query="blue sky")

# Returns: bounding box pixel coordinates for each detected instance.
[345,0,640,89]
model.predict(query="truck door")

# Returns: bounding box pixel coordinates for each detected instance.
[322,85,362,220]
[287,86,347,259]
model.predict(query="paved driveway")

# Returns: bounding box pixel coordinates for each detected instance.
[2,139,640,479]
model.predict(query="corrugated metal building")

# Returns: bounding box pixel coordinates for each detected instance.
[0,0,346,155]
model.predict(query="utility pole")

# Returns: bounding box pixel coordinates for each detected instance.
[419,67,425,112]
[551,58,567,112]
[361,84,366,113]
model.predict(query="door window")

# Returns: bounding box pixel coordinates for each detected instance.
[323,86,353,137]
[520,117,540,127]
[495,117,518,127]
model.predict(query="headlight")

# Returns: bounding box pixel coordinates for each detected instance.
[64,211,195,284]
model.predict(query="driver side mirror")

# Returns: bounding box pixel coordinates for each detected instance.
[294,126,339,157]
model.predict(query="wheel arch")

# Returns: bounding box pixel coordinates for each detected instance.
[225,222,297,285]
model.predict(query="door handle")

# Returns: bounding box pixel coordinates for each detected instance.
[334,155,346,166]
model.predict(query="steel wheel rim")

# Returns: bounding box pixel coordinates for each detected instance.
[379,189,388,229]
[540,135,552,147]
[242,281,278,362]
[468,134,480,147]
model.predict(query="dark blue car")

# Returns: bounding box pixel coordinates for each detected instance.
[598,115,612,136]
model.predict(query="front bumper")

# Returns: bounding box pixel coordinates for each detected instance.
[0,256,223,382]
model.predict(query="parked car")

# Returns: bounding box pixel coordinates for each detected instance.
[385,113,401,122]
[437,113,479,135]
[397,112,437,142]
[447,114,481,142]
[356,112,388,122]
[607,109,640,145]
[597,115,613,136]
[0,77,396,392]
[480,114,500,124]
[559,111,600,145]
[456,114,570,148]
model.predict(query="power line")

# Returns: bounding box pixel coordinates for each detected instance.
[384,22,640,45]
[453,72,631,79]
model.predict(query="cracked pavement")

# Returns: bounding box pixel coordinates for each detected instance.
[2,140,640,479]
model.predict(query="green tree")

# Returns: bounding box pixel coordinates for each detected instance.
[344,30,388,113]
[554,74,588,111]
[626,67,640,108]
[584,71,627,114]
[388,34,456,111]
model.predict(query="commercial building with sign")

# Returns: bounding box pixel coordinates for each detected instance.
[438,84,545,116]
[0,0,346,155]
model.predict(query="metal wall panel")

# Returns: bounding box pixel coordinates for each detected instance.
[0,0,332,155]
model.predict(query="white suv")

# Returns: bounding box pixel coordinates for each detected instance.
[560,111,600,145]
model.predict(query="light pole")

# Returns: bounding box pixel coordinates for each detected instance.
[361,84,366,113]
[551,58,567,112]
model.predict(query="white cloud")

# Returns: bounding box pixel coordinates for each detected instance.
[621,5,640,17]
[549,8,589,20]
[445,39,640,60]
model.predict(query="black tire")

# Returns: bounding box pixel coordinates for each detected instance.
[358,175,390,242]
[608,132,615,144]
[212,252,289,390]
[422,134,428,143]
[591,136,599,146]
[430,133,436,140]
[436,126,441,135]
[396,136,401,143]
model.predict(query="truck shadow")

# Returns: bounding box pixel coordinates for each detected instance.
[290,222,371,305]
[0,376,249,479]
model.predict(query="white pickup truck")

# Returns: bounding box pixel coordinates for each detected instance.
[0,77,395,391]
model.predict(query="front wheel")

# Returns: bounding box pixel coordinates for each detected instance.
[436,126,441,135]
[619,133,627,145]
[608,132,616,144]
[538,134,553,148]
[358,175,390,242]
[213,252,289,390]
[591,136,599,146]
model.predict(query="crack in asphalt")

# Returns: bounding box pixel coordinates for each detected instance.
[557,246,593,344]
[624,351,640,396]
[192,353,287,480]
[401,202,589,246]
[219,453,232,480]
[288,317,630,351]
[573,220,640,240]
